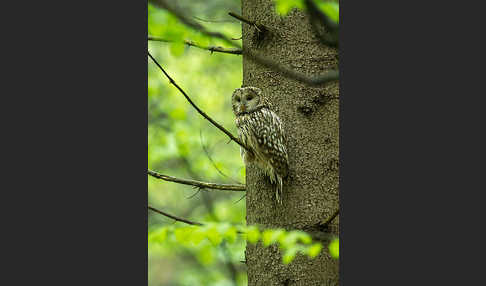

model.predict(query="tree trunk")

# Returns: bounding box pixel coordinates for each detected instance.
[241,1,339,285]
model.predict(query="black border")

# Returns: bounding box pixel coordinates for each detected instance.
[4,1,148,284]
[4,0,481,284]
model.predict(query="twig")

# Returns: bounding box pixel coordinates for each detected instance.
[200,131,242,184]
[304,0,339,33]
[149,205,245,235]
[148,169,246,191]
[233,193,246,204]
[148,36,242,55]
[228,11,266,32]
[148,205,203,226]
[147,51,250,152]
[308,230,337,243]
[304,0,338,47]
[192,16,236,23]
[320,208,339,228]
[186,188,202,199]
[245,51,339,85]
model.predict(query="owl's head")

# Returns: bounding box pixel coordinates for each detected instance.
[232,86,268,115]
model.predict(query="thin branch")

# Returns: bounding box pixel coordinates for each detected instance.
[308,15,338,48]
[308,230,337,243]
[192,16,236,23]
[233,193,246,204]
[304,0,338,47]
[148,36,242,55]
[186,188,202,199]
[149,205,245,235]
[320,208,340,228]
[228,11,266,32]
[147,51,250,152]
[200,131,242,184]
[148,205,203,226]
[304,0,339,33]
[148,169,246,191]
[245,51,339,85]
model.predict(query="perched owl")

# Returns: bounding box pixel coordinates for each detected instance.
[232,86,289,204]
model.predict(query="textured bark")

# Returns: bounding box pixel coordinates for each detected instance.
[241,1,339,285]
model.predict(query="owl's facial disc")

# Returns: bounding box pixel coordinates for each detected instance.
[245,91,259,111]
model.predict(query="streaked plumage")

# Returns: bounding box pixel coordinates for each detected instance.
[232,86,289,204]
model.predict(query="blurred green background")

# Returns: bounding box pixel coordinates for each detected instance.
[148,1,248,285]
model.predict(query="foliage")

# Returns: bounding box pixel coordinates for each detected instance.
[149,223,334,266]
[328,238,339,259]
[273,0,339,23]
[148,2,247,285]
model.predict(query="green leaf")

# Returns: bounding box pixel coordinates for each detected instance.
[282,247,299,264]
[163,15,186,42]
[206,226,223,245]
[262,229,285,246]
[279,231,313,249]
[174,227,194,243]
[189,228,206,245]
[328,238,339,258]
[240,168,246,179]
[307,243,322,258]
[314,0,339,23]
[148,227,168,244]
[169,107,187,120]
[223,226,238,243]
[274,0,304,16]
[196,244,215,265]
[296,231,312,244]
[246,226,260,243]
[169,42,185,57]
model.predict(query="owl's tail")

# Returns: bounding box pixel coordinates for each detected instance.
[276,176,283,205]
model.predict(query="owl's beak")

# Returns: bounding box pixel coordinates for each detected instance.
[239,105,246,112]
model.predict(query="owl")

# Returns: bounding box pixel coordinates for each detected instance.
[232,86,289,204]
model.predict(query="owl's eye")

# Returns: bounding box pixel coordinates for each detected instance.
[236,97,241,102]
[247,95,254,100]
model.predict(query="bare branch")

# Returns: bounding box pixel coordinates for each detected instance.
[200,131,243,184]
[228,11,266,32]
[149,205,245,235]
[192,16,236,23]
[320,208,339,228]
[308,230,337,243]
[233,193,246,204]
[148,205,203,226]
[147,51,250,152]
[186,188,202,199]
[304,0,339,47]
[304,0,339,33]
[148,36,242,55]
[148,169,246,191]
[245,51,339,85]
